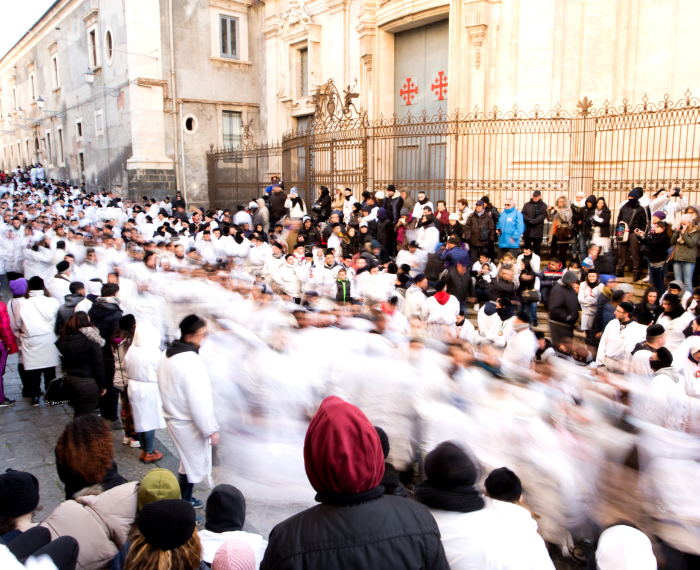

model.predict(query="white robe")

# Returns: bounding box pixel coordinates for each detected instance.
[17,292,60,370]
[125,323,166,433]
[502,328,539,369]
[45,275,72,301]
[431,507,555,570]
[656,311,695,352]
[157,348,220,484]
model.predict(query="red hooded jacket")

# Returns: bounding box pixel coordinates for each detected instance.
[304,396,384,495]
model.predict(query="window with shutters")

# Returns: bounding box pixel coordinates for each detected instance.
[222,110,242,163]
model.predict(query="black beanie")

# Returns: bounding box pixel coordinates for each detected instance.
[636,311,654,326]
[119,314,136,330]
[652,346,674,370]
[179,314,205,336]
[28,276,44,291]
[646,323,665,341]
[374,426,390,459]
[204,484,245,533]
[424,441,478,489]
[0,469,40,517]
[56,260,70,273]
[485,467,522,502]
[137,499,195,551]
[618,301,635,316]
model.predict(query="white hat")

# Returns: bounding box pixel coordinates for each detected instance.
[249,201,258,210]
[449,213,459,221]
[375,191,385,200]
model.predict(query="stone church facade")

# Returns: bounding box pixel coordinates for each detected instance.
[2,0,699,207]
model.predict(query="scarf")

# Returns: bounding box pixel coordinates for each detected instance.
[418,197,429,205]
[80,326,105,347]
[414,482,484,513]
[496,305,514,321]
[512,321,530,333]
[165,338,199,358]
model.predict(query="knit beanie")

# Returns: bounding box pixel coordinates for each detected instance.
[137,499,196,551]
[423,441,478,489]
[205,484,246,533]
[0,469,40,517]
[212,539,256,570]
[618,301,635,316]
[484,467,522,502]
[119,314,136,331]
[9,278,27,297]
[137,468,181,511]
[646,324,665,342]
[56,260,70,273]
[179,314,206,337]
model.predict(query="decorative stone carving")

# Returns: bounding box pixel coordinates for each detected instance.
[469,28,486,70]
[209,57,253,71]
[82,8,99,26]
[280,0,312,31]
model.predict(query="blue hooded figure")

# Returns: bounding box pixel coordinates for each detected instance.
[496,199,525,249]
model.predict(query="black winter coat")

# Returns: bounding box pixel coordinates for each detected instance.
[640,231,671,264]
[487,277,516,302]
[260,493,449,570]
[376,218,395,250]
[55,332,106,388]
[585,207,612,238]
[443,265,473,304]
[88,299,123,361]
[548,282,580,325]
[269,192,288,219]
[617,201,648,233]
[382,196,404,223]
[521,199,548,238]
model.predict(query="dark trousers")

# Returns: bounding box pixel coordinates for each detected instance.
[649,265,666,295]
[7,526,79,570]
[64,375,101,418]
[499,247,520,260]
[178,472,194,502]
[469,245,489,264]
[99,361,118,422]
[23,366,56,399]
[549,321,574,351]
[616,233,642,272]
[523,237,542,256]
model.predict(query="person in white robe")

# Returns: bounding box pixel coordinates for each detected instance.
[45,261,73,300]
[23,236,54,281]
[673,335,700,397]
[656,294,695,352]
[157,314,219,505]
[403,274,428,320]
[593,525,657,570]
[645,347,689,431]
[502,312,538,370]
[422,280,460,335]
[17,277,60,404]
[477,299,515,349]
[596,302,647,372]
[125,322,166,461]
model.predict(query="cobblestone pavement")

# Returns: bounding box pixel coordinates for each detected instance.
[0,353,586,568]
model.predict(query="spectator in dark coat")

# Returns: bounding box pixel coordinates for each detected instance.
[616,188,648,280]
[375,208,395,254]
[587,244,616,276]
[520,191,548,255]
[637,220,671,294]
[55,281,87,335]
[316,187,332,222]
[548,271,580,350]
[268,186,288,226]
[443,261,474,313]
[537,258,564,310]
[439,237,470,269]
[260,396,449,570]
[88,283,123,424]
[381,185,403,223]
[463,201,495,262]
[487,267,516,302]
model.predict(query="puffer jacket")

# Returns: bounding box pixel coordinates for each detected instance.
[55,294,86,335]
[260,396,449,570]
[55,331,106,388]
[496,207,525,248]
[41,481,138,570]
[549,280,581,325]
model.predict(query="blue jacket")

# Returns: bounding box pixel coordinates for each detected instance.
[439,245,470,269]
[496,207,524,248]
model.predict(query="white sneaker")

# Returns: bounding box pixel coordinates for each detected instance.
[642,276,649,282]
[130,439,141,448]
[122,436,131,445]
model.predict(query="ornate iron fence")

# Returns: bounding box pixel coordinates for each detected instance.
[207,83,700,216]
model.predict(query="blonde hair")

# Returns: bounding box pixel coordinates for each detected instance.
[124,531,201,570]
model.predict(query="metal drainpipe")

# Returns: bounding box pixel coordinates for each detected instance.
[168,0,180,197]
[179,102,187,197]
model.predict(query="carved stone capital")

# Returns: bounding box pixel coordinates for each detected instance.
[468,24,487,69]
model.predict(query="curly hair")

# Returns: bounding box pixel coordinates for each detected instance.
[124,530,201,570]
[55,415,114,485]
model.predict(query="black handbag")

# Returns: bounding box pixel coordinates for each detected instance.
[520,289,541,303]
[44,377,70,406]
[478,226,490,241]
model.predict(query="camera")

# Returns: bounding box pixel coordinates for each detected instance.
[671,188,681,197]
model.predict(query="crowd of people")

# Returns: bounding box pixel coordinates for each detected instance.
[0,169,698,570]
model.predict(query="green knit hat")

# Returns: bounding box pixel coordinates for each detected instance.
[137,468,181,511]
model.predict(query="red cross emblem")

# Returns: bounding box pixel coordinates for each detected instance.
[399,78,418,105]
[431,71,448,101]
